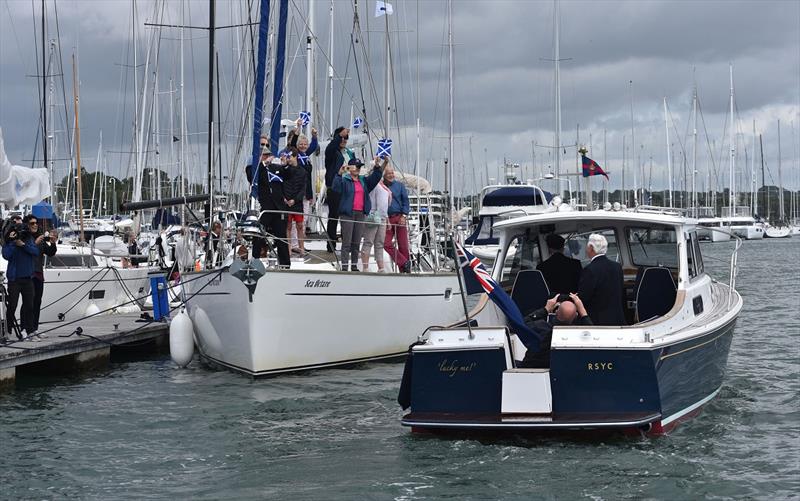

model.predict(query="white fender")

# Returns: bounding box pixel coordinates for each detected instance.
[85,301,100,317]
[170,310,195,368]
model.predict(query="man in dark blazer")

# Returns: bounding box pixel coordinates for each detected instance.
[537,233,582,294]
[577,233,626,325]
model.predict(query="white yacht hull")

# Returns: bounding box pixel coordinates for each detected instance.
[39,267,151,325]
[729,224,764,240]
[183,268,466,376]
[764,226,792,238]
[696,223,731,242]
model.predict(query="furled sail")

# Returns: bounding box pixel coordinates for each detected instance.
[249,0,271,199]
[0,127,50,206]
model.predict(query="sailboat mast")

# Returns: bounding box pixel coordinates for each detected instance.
[553,0,562,180]
[751,120,756,215]
[728,64,735,218]
[328,0,334,135]
[777,119,784,220]
[692,84,698,212]
[760,134,768,220]
[207,0,216,223]
[664,97,672,208]
[447,0,454,211]
[71,53,84,243]
[306,0,315,137]
[384,0,391,137]
[41,0,47,168]
[629,80,636,206]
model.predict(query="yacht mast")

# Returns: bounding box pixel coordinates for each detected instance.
[751,120,757,215]
[306,0,315,136]
[71,53,84,243]
[553,0,562,180]
[663,97,672,208]
[728,64,735,218]
[447,0,454,211]
[777,119,785,221]
[692,83,698,213]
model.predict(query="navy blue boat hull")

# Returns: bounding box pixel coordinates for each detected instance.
[402,318,736,434]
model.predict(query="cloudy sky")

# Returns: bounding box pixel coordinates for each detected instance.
[1,0,798,201]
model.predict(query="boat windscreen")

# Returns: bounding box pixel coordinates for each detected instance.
[627,227,678,269]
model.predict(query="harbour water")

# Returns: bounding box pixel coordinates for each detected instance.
[1,239,798,499]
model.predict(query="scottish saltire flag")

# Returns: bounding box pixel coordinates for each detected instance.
[299,110,311,126]
[375,0,393,17]
[581,155,609,180]
[267,170,283,183]
[377,138,393,158]
[298,152,309,164]
[455,243,542,351]
[352,116,364,129]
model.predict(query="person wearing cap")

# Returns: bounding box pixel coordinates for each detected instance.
[537,233,582,295]
[245,148,291,267]
[382,165,411,273]
[331,157,383,271]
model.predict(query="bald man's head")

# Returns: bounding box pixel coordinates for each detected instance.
[555,300,577,324]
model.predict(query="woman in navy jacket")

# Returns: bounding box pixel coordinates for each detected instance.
[332,158,383,270]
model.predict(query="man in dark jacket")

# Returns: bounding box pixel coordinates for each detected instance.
[245,150,291,267]
[24,214,57,335]
[577,233,626,325]
[522,293,592,367]
[537,233,582,294]
[324,127,349,252]
[2,218,40,340]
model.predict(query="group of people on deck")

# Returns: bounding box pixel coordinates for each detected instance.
[246,124,411,272]
[521,232,626,367]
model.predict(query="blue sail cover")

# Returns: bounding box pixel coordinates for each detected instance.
[250,0,271,200]
[268,0,289,155]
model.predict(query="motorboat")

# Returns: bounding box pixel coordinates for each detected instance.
[720,206,764,240]
[180,217,466,377]
[399,207,743,435]
[465,183,552,267]
[691,207,731,242]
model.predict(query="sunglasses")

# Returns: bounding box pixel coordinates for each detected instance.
[28,221,38,225]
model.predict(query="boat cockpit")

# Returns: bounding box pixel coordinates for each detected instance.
[490,212,709,328]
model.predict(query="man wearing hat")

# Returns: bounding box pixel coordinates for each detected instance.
[536,233,582,295]
[331,157,383,271]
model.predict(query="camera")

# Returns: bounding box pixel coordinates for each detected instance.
[556,293,573,303]
[4,222,29,242]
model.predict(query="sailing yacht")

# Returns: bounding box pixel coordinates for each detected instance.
[693,207,731,242]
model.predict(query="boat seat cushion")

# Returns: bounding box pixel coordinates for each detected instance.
[511,269,551,317]
[635,267,677,322]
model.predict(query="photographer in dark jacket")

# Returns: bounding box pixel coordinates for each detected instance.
[521,292,592,368]
[24,214,57,334]
[245,149,291,267]
[324,127,349,252]
[2,217,40,340]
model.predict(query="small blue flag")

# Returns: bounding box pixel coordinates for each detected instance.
[298,153,310,165]
[352,117,364,129]
[267,170,283,183]
[299,111,311,127]
[377,138,393,158]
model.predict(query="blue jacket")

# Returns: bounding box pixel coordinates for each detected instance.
[385,179,410,216]
[332,168,382,217]
[2,237,40,281]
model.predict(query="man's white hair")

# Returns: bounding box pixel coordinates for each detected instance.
[587,233,608,255]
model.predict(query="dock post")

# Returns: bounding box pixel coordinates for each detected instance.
[72,346,111,371]
[0,367,15,391]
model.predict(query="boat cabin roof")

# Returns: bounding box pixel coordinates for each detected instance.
[494,209,690,233]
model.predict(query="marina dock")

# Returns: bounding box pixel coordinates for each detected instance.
[0,313,169,389]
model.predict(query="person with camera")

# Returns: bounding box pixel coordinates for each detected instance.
[521,292,592,368]
[245,147,291,267]
[24,214,57,336]
[2,216,41,340]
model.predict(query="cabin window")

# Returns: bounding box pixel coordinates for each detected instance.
[500,233,540,288]
[627,227,678,269]
[47,255,98,268]
[566,228,619,266]
[686,235,697,278]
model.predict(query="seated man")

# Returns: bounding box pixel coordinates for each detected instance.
[537,233,582,294]
[521,293,592,368]
[577,233,626,325]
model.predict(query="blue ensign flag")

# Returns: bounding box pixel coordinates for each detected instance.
[455,243,542,352]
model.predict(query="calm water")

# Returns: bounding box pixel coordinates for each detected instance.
[1,240,798,500]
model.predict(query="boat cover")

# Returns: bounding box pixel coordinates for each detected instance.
[0,127,51,206]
